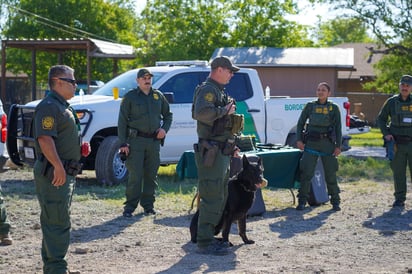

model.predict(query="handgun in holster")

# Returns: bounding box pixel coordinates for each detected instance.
[40,158,54,181]
[198,139,218,167]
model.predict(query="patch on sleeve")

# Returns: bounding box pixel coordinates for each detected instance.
[204,93,214,102]
[153,93,159,100]
[42,116,54,130]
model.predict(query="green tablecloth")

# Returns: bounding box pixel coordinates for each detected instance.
[176,148,301,189]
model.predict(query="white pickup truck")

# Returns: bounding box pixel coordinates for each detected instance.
[7,61,362,185]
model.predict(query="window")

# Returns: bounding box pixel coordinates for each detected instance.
[159,72,253,104]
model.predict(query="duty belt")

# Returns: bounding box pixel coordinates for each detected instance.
[198,138,226,149]
[394,135,412,144]
[307,131,330,141]
[128,128,156,138]
[39,154,83,177]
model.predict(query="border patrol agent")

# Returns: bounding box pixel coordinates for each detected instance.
[296,82,342,211]
[118,68,173,217]
[192,56,243,255]
[377,75,412,208]
[33,65,88,274]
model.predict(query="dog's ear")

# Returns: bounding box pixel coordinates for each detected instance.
[242,155,249,166]
[257,157,262,167]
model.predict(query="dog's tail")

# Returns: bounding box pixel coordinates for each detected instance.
[188,191,200,214]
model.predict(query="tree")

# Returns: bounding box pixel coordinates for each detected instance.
[137,0,313,65]
[1,0,139,83]
[317,0,412,93]
[315,17,374,47]
[225,0,313,47]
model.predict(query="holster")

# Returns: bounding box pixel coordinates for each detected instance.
[40,155,83,180]
[222,138,236,156]
[198,139,219,167]
[40,159,54,181]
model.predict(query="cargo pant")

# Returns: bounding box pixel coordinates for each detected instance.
[194,149,230,248]
[0,189,10,235]
[124,137,160,212]
[390,142,412,202]
[34,160,75,274]
[298,138,340,205]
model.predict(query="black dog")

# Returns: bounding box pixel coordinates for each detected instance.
[190,155,267,245]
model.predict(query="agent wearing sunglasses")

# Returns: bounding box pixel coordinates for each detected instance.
[33,65,90,274]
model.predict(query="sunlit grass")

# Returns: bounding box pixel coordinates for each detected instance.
[350,127,383,147]
[337,156,392,183]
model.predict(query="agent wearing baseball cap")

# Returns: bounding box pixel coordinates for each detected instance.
[118,68,173,217]
[191,56,242,255]
[377,74,412,208]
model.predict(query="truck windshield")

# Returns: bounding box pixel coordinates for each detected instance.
[93,70,165,98]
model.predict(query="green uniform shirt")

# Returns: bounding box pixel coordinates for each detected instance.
[296,100,342,147]
[192,78,233,143]
[377,94,412,136]
[33,91,81,161]
[118,87,173,144]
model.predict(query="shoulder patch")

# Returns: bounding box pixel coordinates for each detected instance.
[153,93,159,100]
[42,116,54,130]
[204,92,214,102]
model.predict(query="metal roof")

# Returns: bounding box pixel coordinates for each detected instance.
[1,38,135,102]
[1,38,135,59]
[211,47,354,69]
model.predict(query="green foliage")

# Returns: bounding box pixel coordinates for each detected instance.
[318,0,412,94]
[337,156,392,182]
[316,17,374,46]
[363,43,412,94]
[1,0,139,82]
[349,127,383,147]
[137,0,314,64]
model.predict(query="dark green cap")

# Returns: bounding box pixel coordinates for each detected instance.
[211,56,240,72]
[137,68,153,78]
[400,75,412,85]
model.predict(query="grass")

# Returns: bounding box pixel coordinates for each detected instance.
[350,127,383,147]
[2,127,392,205]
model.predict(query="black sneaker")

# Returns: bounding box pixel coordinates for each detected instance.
[196,241,229,256]
[392,200,405,207]
[296,203,306,210]
[332,204,341,211]
[144,208,157,216]
[123,211,133,218]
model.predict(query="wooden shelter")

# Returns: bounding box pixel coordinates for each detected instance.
[1,38,135,103]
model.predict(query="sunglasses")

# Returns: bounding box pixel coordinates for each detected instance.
[57,77,77,86]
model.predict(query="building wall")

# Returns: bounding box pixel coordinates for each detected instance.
[337,79,391,126]
[336,91,390,126]
[255,67,338,97]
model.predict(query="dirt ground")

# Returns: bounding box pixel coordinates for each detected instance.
[0,167,411,274]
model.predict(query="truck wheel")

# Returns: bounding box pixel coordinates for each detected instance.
[285,133,297,148]
[95,136,128,186]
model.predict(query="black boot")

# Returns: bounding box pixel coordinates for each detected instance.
[332,203,341,211]
[296,201,306,210]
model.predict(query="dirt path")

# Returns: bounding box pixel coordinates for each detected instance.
[0,169,411,274]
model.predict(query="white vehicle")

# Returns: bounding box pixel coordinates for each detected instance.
[7,61,365,185]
